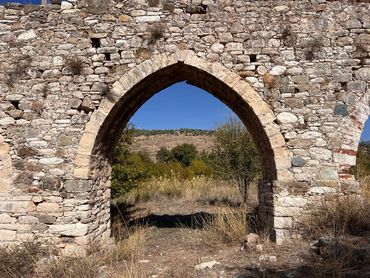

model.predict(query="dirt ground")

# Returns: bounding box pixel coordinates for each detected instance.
[111,200,363,278]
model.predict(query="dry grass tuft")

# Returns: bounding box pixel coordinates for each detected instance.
[0,242,44,278]
[64,56,84,76]
[201,206,248,244]
[300,196,370,238]
[108,226,147,262]
[38,256,100,278]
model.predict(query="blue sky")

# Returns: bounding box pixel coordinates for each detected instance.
[131,82,370,142]
[130,82,236,130]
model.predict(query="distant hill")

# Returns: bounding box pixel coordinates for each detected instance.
[130,129,214,161]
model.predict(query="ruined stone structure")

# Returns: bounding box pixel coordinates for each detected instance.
[0,0,369,255]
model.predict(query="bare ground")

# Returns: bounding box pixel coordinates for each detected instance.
[111,199,354,278]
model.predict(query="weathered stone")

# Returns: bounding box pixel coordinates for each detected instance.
[333,103,349,117]
[64,180,90,192]
[309,148,332,160]
[17,30,37,41]
[276,112,298,124]
[81,97,95,113]
[39,157,64,165]
[57,134,76,147]
[69,98,82,109]
[37,215,57,224]
[270,66,286,76]
[355,68,370,81]
[37,203,60,212]
[318,167,338,180]
[0,201,36,213]
[41,177,62,191]
[49,223,89,237]
[6,109,23,119]
[292,157,306,167]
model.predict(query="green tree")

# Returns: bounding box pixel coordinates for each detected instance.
[156,147,173,163]
[210,118,261,202]
[170,143,198,167]
[111,125,154,197]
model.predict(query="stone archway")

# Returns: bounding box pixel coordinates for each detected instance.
[72,50,292,246]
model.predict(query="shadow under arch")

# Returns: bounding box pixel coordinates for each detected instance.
[73,50,292,241]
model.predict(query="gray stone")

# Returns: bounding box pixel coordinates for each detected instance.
[318,167,338,180]
[49,223,89,237]
[64,180,90,192]
[81,97,95,113]
[6,109,23,119]
[333,103,349,117]
[347,81,366,92]
[292,157,306,167]
[69,98,82,109]
[355,68,370,81]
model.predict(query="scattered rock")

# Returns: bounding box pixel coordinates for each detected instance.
[195,260,220,270]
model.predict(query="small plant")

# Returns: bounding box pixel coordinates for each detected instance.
[304,38,323,61]
[148,23,165,45]
[281,25,296,47]
[163,0,175,12]
[5,55,32,88]
[147,0,159,7]
[65,56,84,76]
[85,0,110,14]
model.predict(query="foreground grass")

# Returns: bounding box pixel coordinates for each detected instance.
[301,195,370,238]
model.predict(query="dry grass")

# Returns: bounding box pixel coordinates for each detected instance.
[64,56,84,76]
[37,256,100,278]
[0,242,44,278]
[119,177,246,207]
[300,196,370,238]
[201,206,248,244]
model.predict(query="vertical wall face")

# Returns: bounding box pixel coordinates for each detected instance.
[0,0,369,252]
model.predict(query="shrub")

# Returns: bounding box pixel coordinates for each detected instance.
[5,56,31,88]
[300,196,370,238]
[148,23,165,45]
[304,38,323,61]
[64,56,84,76]
[170,143,198,167]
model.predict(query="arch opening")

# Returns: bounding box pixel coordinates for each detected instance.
[73,52,291,244]
[93,62,277,181]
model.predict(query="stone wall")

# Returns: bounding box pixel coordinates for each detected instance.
[0,0,369,253]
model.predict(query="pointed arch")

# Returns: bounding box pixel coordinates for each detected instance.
[73,50,291,183]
